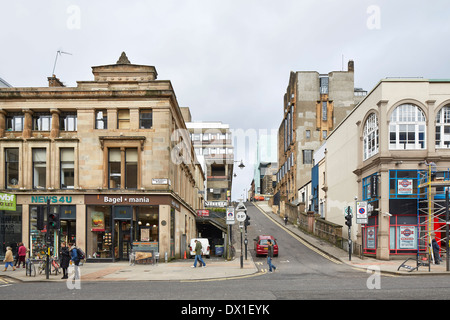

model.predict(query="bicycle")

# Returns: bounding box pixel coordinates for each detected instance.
[26,258,36,277]
[38,256,61,275]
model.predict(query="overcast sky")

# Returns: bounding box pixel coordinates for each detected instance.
[1,0,449,200]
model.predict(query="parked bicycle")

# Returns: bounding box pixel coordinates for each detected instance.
[26,258,36,277]
[38,256,61,275]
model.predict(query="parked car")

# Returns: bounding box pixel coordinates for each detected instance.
[188,238,211,258]
[254,235,278,257]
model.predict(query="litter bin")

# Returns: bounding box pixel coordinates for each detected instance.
[215,245,224,256]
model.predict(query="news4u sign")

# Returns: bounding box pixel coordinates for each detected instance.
[0,193,16,211]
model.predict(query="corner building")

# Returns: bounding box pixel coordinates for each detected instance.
[0,53,205,261]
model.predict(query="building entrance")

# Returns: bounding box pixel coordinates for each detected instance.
[114,220,131,261]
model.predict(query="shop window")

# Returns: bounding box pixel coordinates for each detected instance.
[33,148,46,189]
[0,206,22,260]
[32,113,52,131]
[389,170,423,199]
[117,109,130,129]
[95,110,107,129]
[6,113,23,132]
[139,109,152,129]
[389,104,426,150]
[5,148,19,189]
[60,148,74,189]
[87,206,112,259]
[136,207,159,241]
[363,113,379,160]
[435,105,450,148]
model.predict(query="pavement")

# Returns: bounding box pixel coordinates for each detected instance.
[2,201,449,283]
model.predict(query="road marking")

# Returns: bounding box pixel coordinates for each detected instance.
[254,205,342,265]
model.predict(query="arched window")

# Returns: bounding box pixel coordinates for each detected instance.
[436,105,450,148]
[389,104,426,150]
[363,113,379,160]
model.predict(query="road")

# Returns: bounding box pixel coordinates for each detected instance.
[1,202,450,305]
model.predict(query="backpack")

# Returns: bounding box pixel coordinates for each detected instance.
[76,248,85,260]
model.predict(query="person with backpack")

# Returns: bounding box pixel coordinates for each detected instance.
[69,243,82,279]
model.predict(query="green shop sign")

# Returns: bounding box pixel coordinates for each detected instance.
[31,195,73,204]
[0,193,16,211]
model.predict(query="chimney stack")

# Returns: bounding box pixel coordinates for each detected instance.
[348,60,354,72]
[48,75,65,87]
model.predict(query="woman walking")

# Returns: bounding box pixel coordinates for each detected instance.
[60,242,71,279]
[3,247,16,271]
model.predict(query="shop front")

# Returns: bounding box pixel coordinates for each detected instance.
[85,194,180,262]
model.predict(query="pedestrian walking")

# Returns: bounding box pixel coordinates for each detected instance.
[16,242,27,268]
[60,242,71,279]
[267,239,276,272]
[69,243,81,279]
[3,247,16,271]
[284,215,288,226]
[191,240,206,268]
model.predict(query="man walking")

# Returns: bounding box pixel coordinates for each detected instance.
[267,239,276,272]
[191,240,206,268]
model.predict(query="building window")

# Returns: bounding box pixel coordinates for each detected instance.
[6,114,24,131]
[303,150,313,164]
[322,130,327,139]
[60,113,77,131]
[108,149,121,189]
[108,148,138,189]
[389,170,423,199]
[125,149,138,189]
[322,101,327,121]
[32,113,52,131]
[363,113,379,160]
[5,148,19,189]
[389,104,426,150]
[319,76,329,94]
[60,148,74,189]
[117,109,130,129]
[436,105,450,148]
[95,110,107,129]
[33,148,46,189]
[139,110,153,129]
[306,130,311,139]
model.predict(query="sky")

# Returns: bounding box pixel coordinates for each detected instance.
[1,0,450,200]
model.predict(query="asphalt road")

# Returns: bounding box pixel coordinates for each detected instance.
[1,202,450,307]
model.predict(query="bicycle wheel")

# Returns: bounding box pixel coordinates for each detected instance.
[38,261,45,275]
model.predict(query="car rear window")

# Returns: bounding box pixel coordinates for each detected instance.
[258,239,276,245]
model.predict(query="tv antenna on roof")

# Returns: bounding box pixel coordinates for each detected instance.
[52,50,72,75]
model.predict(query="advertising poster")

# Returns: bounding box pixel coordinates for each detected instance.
[0,193,16,211]
[91,211,105,231]
[398,179,413,195]
[399,226,416,249]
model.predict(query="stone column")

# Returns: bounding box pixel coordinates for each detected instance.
[50,109,60,139]
[22,109,33,139]
[0,110,6,137]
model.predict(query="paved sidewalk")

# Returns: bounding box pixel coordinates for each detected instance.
[3,201,449,283]
[253,201,450,276]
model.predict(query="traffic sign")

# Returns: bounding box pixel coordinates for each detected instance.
[344,206,352,215]
[236,211,246,222]
[226,207,235,225]
[356,201,368,224]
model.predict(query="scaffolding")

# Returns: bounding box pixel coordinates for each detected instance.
[418,163,450,268]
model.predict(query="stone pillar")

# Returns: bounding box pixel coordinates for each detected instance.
[22,109,33,139]
[0,110,6,137]
[50,109,60,139]
[307,211,315,233]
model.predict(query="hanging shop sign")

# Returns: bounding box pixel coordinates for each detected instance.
[0,193,16,211]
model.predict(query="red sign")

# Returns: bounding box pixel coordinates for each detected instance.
[197,210,210,217]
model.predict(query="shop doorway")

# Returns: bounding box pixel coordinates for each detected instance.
[114,220,131,261]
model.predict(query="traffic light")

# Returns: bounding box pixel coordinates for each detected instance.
[244,214,250,231]
[47,212,60,230]
[345,213,352,228]
[36,207,45,230]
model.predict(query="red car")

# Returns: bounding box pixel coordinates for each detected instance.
[254,235,278,257]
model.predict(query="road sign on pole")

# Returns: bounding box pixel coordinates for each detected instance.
[356,201,368,224]
[236,211,246,222]
[226,207,235,225]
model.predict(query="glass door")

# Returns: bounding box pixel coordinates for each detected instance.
[114,220,131,261]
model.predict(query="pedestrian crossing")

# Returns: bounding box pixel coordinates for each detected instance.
[0,276,16,287]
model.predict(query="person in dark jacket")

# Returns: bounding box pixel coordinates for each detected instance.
[432,237,441,265]
[59,242,71,279]
[69,243,80,279]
